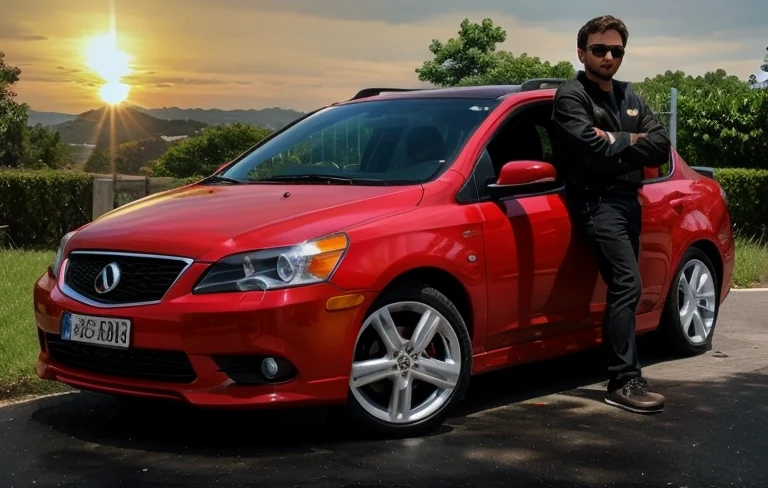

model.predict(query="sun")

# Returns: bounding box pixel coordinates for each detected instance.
[84,32,132,105]
[99,81,130,105]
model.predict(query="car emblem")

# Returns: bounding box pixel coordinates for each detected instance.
[94,262,121,294]
[626,108,639,116]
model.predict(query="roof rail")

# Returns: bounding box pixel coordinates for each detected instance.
[520,78,568,91]
[350,87,423,100]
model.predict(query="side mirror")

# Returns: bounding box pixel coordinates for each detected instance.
[487,160,558,198]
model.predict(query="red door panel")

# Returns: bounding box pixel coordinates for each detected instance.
[479,192,601,350]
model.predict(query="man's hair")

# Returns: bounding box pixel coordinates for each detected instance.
[577,15,629,50]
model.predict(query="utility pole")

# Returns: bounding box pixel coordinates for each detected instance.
[669,87,677,149]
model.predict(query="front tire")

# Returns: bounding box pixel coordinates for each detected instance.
[656,247,720,356]
[343,282,472,438]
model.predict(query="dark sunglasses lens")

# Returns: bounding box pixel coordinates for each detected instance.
[589,45,624,57]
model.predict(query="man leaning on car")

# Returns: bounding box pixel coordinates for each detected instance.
[550,15,672,414]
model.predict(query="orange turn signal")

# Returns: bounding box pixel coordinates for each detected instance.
[326,294,364,311]
[306,233,349,279]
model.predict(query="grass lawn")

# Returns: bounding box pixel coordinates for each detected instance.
[733,235,768,288]
[0,249,70,401]
[0,237,766,401]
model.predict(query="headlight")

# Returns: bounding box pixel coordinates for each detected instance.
[52,231,77,279]
[193,233,349,294]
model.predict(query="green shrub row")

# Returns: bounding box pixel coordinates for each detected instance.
[1,168,766,249]
[0,169,94,249]
[715,168,768,240]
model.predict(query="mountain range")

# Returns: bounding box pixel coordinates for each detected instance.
[48,106,209,147]
[28,105,305,132]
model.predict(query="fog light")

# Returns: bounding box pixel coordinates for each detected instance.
[261,357,279,379]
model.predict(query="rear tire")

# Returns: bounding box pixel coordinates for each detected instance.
[656,247,720,356]
[342,282,472,438]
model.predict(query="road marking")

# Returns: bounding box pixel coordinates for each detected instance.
[731,288,768,292]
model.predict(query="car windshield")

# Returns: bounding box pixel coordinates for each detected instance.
[219,98,500,185]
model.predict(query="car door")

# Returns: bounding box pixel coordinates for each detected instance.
[471,100,601,352]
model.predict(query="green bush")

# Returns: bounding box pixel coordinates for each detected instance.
[715,168,768,239]
[0,169,93,249]
[635,70,768,170]
[1,167,765,250]
[151,123,272,178]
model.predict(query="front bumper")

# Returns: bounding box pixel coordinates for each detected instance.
[33,265,374,408]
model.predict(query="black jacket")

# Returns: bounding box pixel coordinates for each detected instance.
[551,71,671,197]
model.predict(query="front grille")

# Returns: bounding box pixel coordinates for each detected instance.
[45,333,197,384]
[63,252,190,306]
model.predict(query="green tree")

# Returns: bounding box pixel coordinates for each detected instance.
[634,69,768,169]
[83,147,111,174]
[456,52,575,86]
[152,123,273,178]
[0,51,28,167]
[416,18,574,87]
[416,18,507,87]
[20,124,73,169]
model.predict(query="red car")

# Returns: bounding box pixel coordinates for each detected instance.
[33,80,734,437]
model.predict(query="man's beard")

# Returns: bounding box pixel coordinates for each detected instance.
[586,64,614,81]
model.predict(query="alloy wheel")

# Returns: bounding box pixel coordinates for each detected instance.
[349,301,463,424]
[677,258,717,345]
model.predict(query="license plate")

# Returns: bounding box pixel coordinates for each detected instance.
[60,312,132,349]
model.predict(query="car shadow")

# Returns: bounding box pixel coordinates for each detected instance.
[30,334,679,456]
[451,333,675,418]
[26,357,768,487]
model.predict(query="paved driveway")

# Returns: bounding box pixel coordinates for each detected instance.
[2,290,766,487]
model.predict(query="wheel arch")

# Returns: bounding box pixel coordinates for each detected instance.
[664,236,725,303]
[690,239,724,297]
[373,266,477,344]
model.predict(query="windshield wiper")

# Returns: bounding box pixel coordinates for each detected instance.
[202,174,245,185]
[258,174,388,186]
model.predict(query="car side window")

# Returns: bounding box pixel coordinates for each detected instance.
[483,102,559,180]
[458,101,564,203]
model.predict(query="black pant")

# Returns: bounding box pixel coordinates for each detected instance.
[567,192,643,389]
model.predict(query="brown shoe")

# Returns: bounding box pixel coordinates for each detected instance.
[605,377,665,414]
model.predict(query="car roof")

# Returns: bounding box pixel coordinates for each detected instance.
[337,78,566,105]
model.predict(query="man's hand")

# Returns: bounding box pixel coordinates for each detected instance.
[594,128,646,146]
[594,128,616,144]
[630,133,647,146]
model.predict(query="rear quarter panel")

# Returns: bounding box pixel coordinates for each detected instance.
[643,152,734,308]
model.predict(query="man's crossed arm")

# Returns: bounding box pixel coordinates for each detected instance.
[551,89,671,174]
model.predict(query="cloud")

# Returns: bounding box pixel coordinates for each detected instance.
[21,67,102,87]
[123,72,255,87]
[0,20,47,41]
[177,0,768,36]
[4,0,765,113]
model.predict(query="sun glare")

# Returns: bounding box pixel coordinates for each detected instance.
[99,81,131,105]
[84,32,132,105]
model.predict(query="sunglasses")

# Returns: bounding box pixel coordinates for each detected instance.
[587,44,625,58]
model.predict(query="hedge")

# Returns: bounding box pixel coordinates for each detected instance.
[715,168,768,240]
[1,168,766,249]
[0,169,94,249]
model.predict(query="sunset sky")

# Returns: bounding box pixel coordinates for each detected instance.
[4,0,766,114]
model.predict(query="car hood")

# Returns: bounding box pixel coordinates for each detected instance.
[68,182,424,261]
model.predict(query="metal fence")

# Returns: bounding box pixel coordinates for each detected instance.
[91,175,190,220]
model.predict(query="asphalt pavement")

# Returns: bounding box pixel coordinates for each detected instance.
[1,290,766,488]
